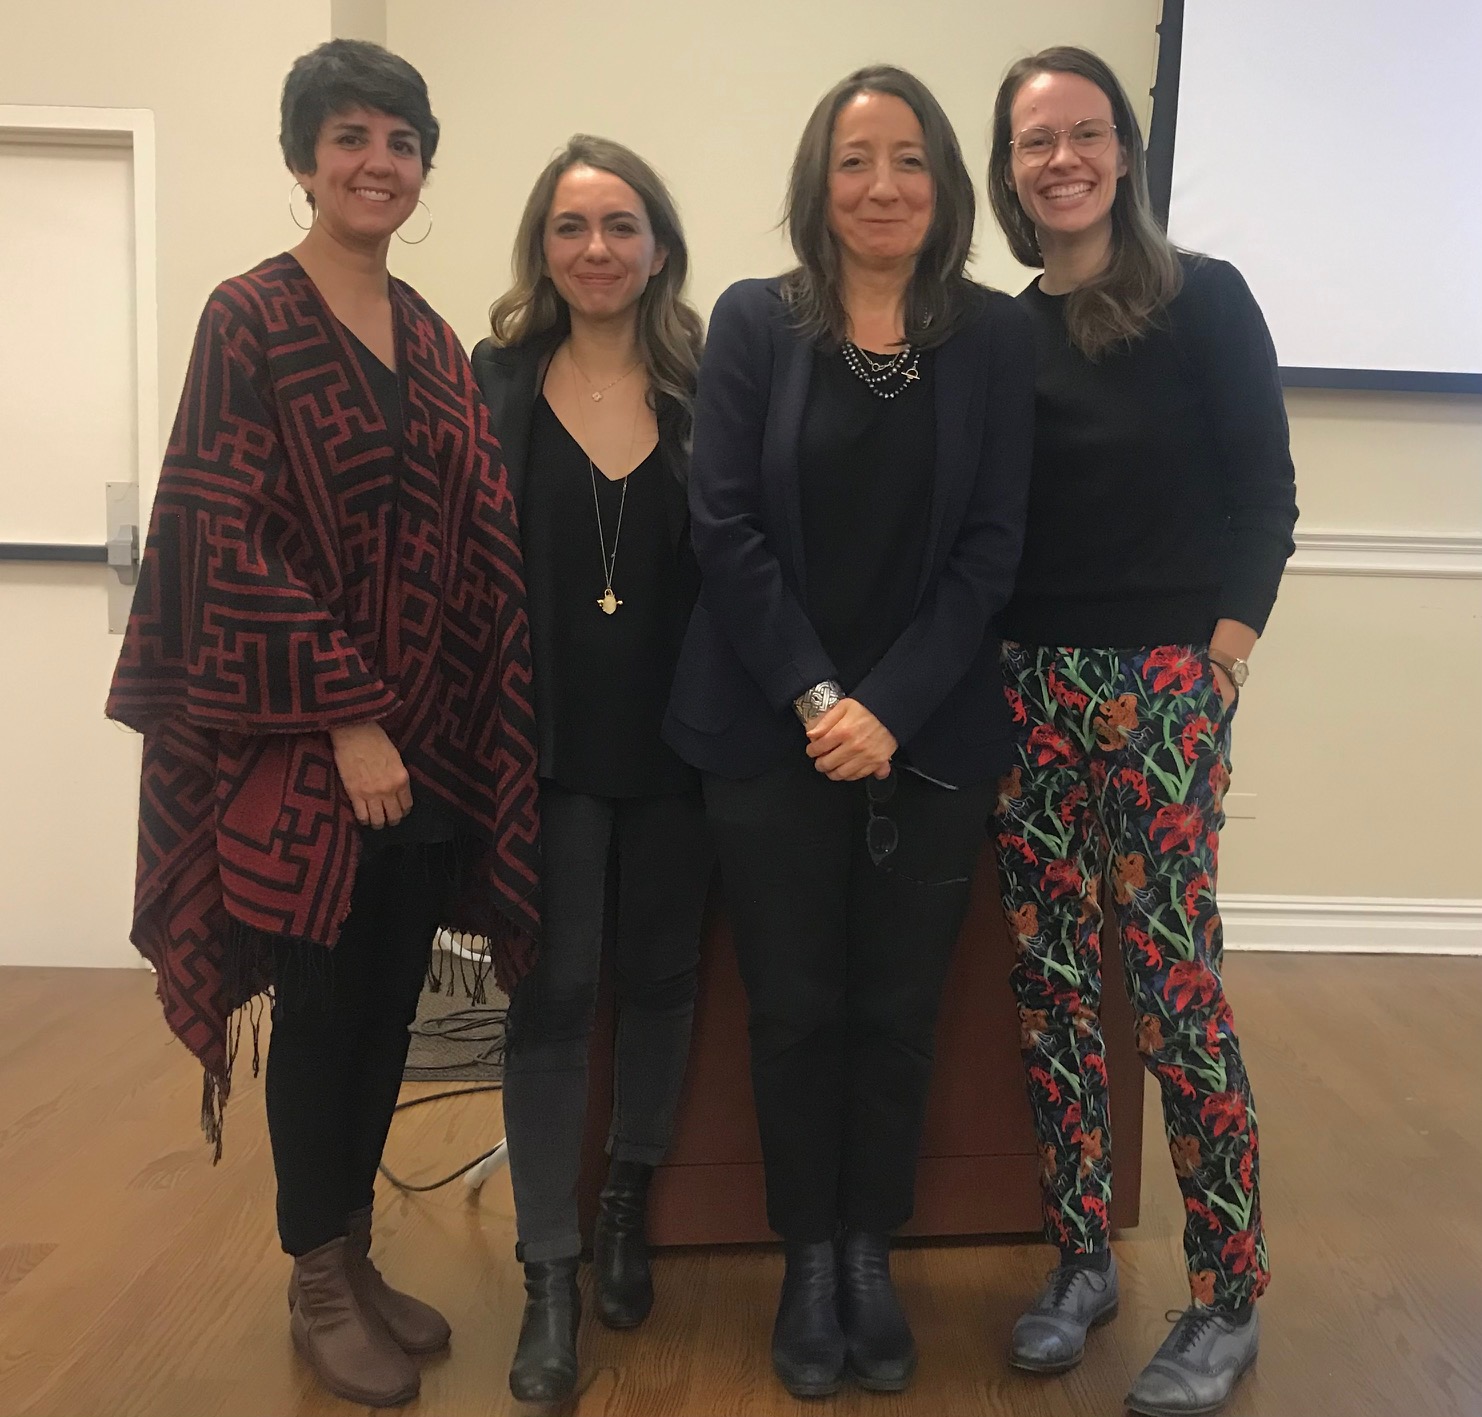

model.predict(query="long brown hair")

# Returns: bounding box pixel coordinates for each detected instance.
[488,135,704,435]
[988,46,1183,359]
[782,65,983,350]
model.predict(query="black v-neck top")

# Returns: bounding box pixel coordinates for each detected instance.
[798,347,936,691]
[341,324,459,850]
[522,394,695,797]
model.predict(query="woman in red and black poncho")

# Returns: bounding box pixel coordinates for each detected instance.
[105,40,540,1409]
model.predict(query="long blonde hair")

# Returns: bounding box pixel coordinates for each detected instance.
[988,47,1184,359]
[488,135,704,440]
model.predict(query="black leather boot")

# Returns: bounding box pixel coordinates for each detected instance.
[593,1159,655,1329]
[508,1256,581,1405]
[838,1230,916,1391]
[771,1239,846,1398]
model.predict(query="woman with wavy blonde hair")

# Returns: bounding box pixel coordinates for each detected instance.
[471,135,712,1406]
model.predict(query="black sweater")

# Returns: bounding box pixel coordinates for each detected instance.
[998,254,1298,649]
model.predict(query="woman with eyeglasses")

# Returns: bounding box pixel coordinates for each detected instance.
[985,47,1297,1417]
[664,65,1034,1398]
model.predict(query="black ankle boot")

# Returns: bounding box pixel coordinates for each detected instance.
[593,1159,655,1329]
[839,1230,916,1391]
[771,1239,846,1398]
[508,1257,581,1405]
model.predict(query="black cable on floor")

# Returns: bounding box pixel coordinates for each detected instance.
[378,1003,508,1191]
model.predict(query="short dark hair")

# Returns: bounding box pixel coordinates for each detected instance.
[987,46,1182,359]
[782,65,981,349]
[279,39,439,178]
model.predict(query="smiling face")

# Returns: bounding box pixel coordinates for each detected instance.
[296,104,424,247]
[541,164,666,324]
[1008,70,1126,248]
[826,90,935,272]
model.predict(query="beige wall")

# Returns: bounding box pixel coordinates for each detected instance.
[1,0,1476,967]
[1223,390,1482,897]
[386,0,1161,345]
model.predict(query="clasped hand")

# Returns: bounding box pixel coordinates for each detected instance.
[330,721,412,828]
[805,698,897,782]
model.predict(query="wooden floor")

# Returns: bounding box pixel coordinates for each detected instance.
[1,955,1479,1417]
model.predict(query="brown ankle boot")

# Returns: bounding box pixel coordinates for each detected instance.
[344,1206,452,1354]
[288,1237,420,1408]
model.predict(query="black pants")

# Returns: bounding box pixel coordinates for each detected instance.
[501,784,714,1262]
[265,845,444,1256]
[703,757,992,1242]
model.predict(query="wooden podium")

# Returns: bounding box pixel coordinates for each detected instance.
[580,847,1144,1244]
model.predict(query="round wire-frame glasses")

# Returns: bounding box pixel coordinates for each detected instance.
[1011,119,1118,168]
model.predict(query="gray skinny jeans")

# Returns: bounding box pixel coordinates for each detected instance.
[502,782,713,1262]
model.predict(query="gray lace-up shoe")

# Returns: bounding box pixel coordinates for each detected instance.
[1125,1304,1260,1415]
[1009,1254,1120,1373]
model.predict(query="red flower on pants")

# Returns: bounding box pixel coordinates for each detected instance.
[1048,666,1090,711]
[1159,1064,1197,1100]
[1180,715,1214,764]
[1085,1053,1108,1084]
[1081,1195,1109,1228]
[1182,871,1212,920]
[1005,685,1028,725]
[1043,859,1082,900]
[1220,1229,1259,1274]
[1029,1065,1061,1106]
[998,832,1039,866]
[1116,768,1152,808]
[1151,803,1204,854]
[1200,1091,1249,1138]
[1058,782,1089,825]
[1124,925,1163,970]
[1239,1149,1255,1193]
[1028,723,1078,766]
[1185,1196,1223,1232]
[1164,960,1218,1011]
[1064,1102,1083,1139]
[1144,645,1204,695]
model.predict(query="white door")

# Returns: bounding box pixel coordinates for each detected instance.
[0,114,154,967]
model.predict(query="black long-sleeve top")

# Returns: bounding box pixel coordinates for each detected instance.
[998,254,1298,648]
[798,347,936,692]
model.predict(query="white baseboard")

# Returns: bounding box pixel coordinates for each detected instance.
[1220,894,1482,955]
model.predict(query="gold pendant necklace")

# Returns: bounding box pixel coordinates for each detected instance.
[569,349,642,614]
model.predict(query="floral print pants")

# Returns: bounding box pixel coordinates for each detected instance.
[993,642,1269,1309]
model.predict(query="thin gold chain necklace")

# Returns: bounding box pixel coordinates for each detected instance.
[569,352,644,614]
[567,347,641,402]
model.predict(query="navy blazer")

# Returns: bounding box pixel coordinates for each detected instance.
[663,277,1035,787]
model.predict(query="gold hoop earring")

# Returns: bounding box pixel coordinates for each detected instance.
[395,199,433,245]
[289,180,314,231]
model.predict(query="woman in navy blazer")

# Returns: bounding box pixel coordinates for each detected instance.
[664,65,1034,1398]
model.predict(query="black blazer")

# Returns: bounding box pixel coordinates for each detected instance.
[662,277,1035,787]
[471,333,698,781]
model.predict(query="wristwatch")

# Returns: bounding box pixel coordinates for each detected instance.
[1207,650,1249,688]
[793,679,844,726]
